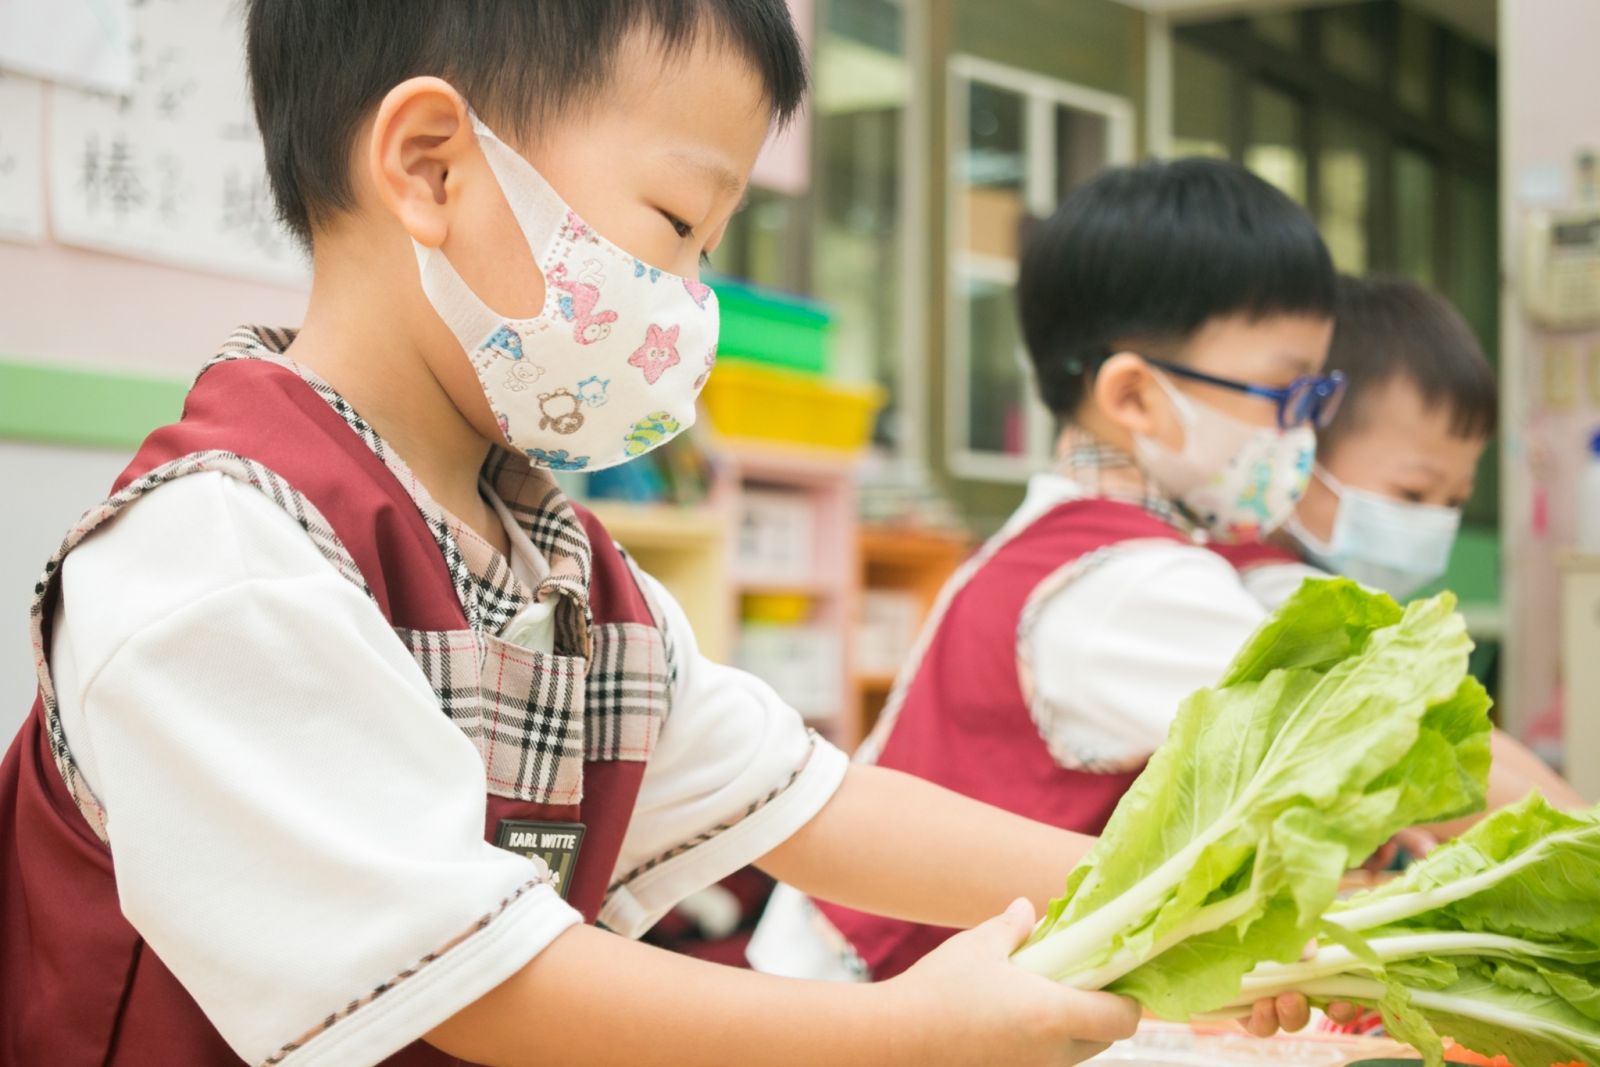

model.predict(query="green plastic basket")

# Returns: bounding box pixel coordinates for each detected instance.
[709,275,834,377]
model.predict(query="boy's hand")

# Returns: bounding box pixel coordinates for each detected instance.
[885,898,1141,1066]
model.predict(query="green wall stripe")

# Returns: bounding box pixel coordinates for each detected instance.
[0,359,187,450]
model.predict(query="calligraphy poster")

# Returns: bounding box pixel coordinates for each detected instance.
[0,72,45,244]
[47,0,306,285]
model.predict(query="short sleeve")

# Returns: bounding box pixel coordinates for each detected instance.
[1238,559,1330,612]
[1021,542,1269,771]
[598,570,848,938]
[51,473,581,1066]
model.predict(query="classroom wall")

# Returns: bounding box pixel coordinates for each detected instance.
[0,440,135,729]
[1497,0,1600,738]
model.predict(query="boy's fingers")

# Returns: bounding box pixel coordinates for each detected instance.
[1245,997,1278,1037]
[1275,993,1311,1033]
[1325,1000,1361,1024]
[1051,989,1142,1044]
[980,896,1037,952]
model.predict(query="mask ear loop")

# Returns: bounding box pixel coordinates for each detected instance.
[1145,365,1199,441]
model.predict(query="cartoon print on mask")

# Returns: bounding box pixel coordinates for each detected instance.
[549,261,618,345]
[683,278,713,309]
[483,324,525,361]
[693,348,717,391]
[538,388,586,434]
[504,360,547,392]
[624,412,684,458]
[562,210,592,243]
[577,375,611,407]
[527,448,591,471]
[633,260,663,283]
[628,324,682,385]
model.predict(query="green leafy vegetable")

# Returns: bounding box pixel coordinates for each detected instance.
[1011,578,1493,1021]
[1215,795,1600,1067]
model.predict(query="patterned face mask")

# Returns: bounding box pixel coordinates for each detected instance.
[414,112,719,472]
[1134,370,1315,544]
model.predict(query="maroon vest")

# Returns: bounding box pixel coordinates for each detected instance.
[1,360,655,1066]
[1207,539,1303,573]
[815,499,1190,979]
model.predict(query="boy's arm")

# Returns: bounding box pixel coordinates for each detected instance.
[758,764,1090,927]
[427,898,1141,1067]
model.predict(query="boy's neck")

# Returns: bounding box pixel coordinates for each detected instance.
[1060,407,1136,458]
[285,241,511,556]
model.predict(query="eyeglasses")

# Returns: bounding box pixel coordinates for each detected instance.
[1140,356,1346,430]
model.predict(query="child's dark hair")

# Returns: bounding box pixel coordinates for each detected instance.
[1017,158,1336,419]
[246,0,807,245]
[1318,274,1498,453]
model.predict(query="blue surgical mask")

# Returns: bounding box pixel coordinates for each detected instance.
[1285,467,1461,599]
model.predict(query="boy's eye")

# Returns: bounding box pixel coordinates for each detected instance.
[662,212,694,239]
[1399,489,1427,504]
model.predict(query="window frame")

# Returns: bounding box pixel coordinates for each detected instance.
[943,53,1135,484]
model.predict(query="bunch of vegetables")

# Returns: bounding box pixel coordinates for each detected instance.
[1010,579,1600,1066]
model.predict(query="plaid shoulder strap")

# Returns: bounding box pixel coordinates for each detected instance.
[32,450,371,844]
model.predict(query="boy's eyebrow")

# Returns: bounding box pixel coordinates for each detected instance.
[1272,352,1319,376]
[667,148,745,197]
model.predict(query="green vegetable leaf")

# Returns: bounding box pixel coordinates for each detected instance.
[1012,579,1491,1020]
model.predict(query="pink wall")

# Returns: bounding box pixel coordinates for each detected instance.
[0,236,308,376]
[1499,0,1600,738]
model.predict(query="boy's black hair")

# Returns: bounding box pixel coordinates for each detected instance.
[246,0,807,245]
[1017,157,1336,420]
[1319,273,1498,452]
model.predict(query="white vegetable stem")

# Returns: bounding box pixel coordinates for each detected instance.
[1290,977,1598,1049]
[1325,826,1584,933]
[1009,826,1231,982]
[1226,933,1565,1003]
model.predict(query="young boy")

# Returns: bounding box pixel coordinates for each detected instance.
[1228,274,1497,607]
[751,162,1579,984]
[0,5,1321,1064]
[1226,274,1582,846]
[752,158,1348,982]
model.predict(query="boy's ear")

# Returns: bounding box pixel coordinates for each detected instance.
[367,77,476,248]
[1093,351,1167,441]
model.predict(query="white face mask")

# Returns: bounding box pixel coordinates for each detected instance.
[1134,371,1315,544]
[415,113,718,472]
[1285,467,1461,599]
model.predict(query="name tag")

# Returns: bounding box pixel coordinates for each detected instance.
[494,820,586,900]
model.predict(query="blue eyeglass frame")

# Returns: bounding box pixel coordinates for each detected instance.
[1139,355,1347,430]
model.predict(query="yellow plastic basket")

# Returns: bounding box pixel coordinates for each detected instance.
[702,362,885,452]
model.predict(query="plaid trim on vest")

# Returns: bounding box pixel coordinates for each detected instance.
[204,327,675,803]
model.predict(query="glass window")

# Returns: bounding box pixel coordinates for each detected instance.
[965,276,1025,455]
[1172,42,1232,159]
[1250,12,1301,52]
[715,188,806,292]
[1394,146,1439,286]
[1318,111,1375,273]
[1446,42,1495,141]
[1397,8,1436,117]
[947,60,1131,477]
[1321,5,1382,87]
[1447,171,1499,527]
[1245,82,1306,204]
[812,0,909,448]
[956,78,1030,460]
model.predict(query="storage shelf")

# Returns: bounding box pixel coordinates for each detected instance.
[584,502,727,549]
[737,579,837,599]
